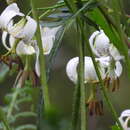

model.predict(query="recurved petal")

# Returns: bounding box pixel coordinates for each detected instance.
[84,57,98,83]
[119,110,130,130]
[34,44,40,77]
[2,31,11,50]
[115,61,122,77]
[9,35,16,48]
[16,41,35,55]
[2,31,16,51]
[120,110,130,118]
[41,26,61,37]
[96,56,111,68]
[66,57,79,84]
[42,36,54,55]
[8,18,26,38]
[0,3,24,30]
[89,30,100,57]
[14,16,37,42]
[109,44,124,61]
[94,31,110,56]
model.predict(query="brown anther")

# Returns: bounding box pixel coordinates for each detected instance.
[111,78,120,92]
[87,100,104,116]
[104,77,110,90]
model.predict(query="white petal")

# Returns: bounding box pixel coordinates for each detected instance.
[96,56,111,68]
[8,18,26,38]
[89,30,110,57]
[84,57,98,83]
[66,56,106,84]
[16,41,35,55]
[9,35,16,48]
[34,43,40,77]
[124,117,130,129]
[2,31,11,50]
[119,110,130,130]
[89,30,101,57]
[41,26,61,55]
[41,26,61,37]
[42,36,54,55]
[13,16,37,42]
[120,110,130,118]
[94,30,110,56]
[0,3,24,30]
[2,31,16,51]
[115,61,122,77]
[109,44,124,61]
[66,57,79,84]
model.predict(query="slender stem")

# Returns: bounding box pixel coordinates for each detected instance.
[30,0,50,111]
[70,82,80,130]
[86,36,123,130]
[78,22,86,130]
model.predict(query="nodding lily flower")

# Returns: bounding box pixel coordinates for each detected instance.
[0,3,24,31]
[89,30,123,91]
[66,56,106,84]
[89,30,123,61]
[119,110,130,130]
[2,16,37,53]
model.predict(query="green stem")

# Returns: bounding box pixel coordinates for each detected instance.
[78,22,86,130]
[30,0,50,111]
[86,36,123,130]
[70,82,80,130]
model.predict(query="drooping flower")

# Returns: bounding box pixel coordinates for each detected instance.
[119,110,130,130]
[89,30,123,91]
[2,16,37,54]
[66,56,106,84]
[0,3,24,30]
[89,30,123,61]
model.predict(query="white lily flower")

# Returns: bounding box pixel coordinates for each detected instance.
[41,26,61,55]
[66,56,106,84]
[8,16,37,42]
[89,30,110,57]
[0,3,24,30]
[89,30,123,61]
[16,41,35,55]
[119,110,130,130]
